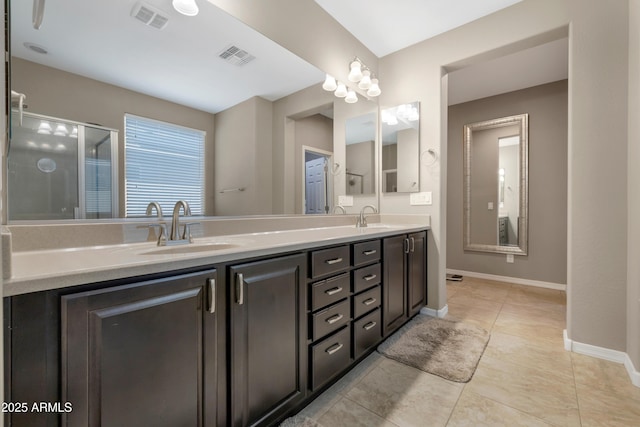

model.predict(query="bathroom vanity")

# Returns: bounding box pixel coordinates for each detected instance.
[2,218,428,427]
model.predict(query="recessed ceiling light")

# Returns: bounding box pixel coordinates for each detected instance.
[24,42,48,55]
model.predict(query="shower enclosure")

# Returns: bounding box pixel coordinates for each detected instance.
[8,111,118,220]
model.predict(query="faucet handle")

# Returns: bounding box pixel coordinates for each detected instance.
[182,222,200,243]
[148,222,168,246]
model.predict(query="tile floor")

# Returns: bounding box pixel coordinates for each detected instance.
[293,277,640,426]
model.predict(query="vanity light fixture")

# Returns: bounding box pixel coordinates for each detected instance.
[37,121,52,135]
[348,59,363,82]
[334,82,348,98]
[322,74,338,91]
[345,89,358,104]
[172,0,199,16]
[54,123,68,137]
[321,57,381,104]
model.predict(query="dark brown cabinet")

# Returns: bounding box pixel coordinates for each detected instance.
[229,254,307,427]
[382,231,427,337]
[60,269,222,427]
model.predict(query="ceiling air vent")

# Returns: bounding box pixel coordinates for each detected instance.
[131,2,169,30]
[218,45,256,66]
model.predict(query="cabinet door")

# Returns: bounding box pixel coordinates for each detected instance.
[230,254,307,427]
[61,269,221,427]
[382,235,407,337]
[407,231,427,317]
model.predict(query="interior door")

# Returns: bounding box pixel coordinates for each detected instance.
[305,156,327,214]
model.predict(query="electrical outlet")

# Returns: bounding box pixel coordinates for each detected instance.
[506,254,514,263]
[338,195,353,207]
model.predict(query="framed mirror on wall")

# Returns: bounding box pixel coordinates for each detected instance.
[463,113,529,255]
[381,102,420,193]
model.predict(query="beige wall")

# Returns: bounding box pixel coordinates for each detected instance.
[11,59,217,216]
[295,114,333,214]
[214,96,273,215]
[448,81,568,284]
[628,0,640,373]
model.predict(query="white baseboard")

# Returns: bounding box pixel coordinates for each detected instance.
[447,269,566,291]
[420,304,448,318]
[564,329,640,388]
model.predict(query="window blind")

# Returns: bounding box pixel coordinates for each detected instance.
[125,114,205,217]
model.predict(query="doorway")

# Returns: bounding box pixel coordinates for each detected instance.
[303,147,333,214]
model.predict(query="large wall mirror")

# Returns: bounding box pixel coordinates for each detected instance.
[463,114,528,255]
[345,112,376,196]
[8,0,376,221]
[381,102,420,193]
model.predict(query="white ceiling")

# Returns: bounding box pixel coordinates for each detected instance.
[11,0,567,115]
[314,0,524,58]
[11,0,325,114]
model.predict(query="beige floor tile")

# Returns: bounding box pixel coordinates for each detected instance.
[445,302,498,332]
[317,397,399,427]
[466,355,580,426]
[346,358,463,427]
[456,280,511,303]
[446,389,553,426]
[504,286,566,317]
[492,311,565,349]
[483,332,573,378]
[571,353,640,426]
[499,301,566,325]
[328,351,384,395]
[448,292,505,312]
[296,388,342,421]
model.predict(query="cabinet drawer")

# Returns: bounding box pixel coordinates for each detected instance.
[310,327,351,390]
[310,273,350,311]
[311,299,351,341]
[353,240,381,266]
[353,263,381,293]
[310,245,351,278]
[353,285,381,319]
[353,308,381,360]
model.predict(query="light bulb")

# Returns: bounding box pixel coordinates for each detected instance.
[334,82,348,98]
[37,121,52,135]
[358,70,372,90]
[367,79,381,97]
[54,124,68,136]
[348,60,363,82]
[345,90,358,104]
[322,74,337,91]
[173,0,199,16]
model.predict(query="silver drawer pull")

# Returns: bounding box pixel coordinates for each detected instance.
[236,273,244,305]
[363,321,377,331]
[363,298,377,306]
[208,278,216,314]
[363,249,377,255]
[326,314,344,324]
[326,342,344,355]
[363,274,377,281]
[325,257,343,265]
[325,287,343,296]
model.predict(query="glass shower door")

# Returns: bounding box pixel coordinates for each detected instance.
[8,111,118,220]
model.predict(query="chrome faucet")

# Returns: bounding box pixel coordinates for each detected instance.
[146,202,167,245]
[357,205,378,228]
[332,205,346,214]
[170,200,192,243]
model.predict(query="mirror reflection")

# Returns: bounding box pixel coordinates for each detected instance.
[345,112,376,196]
[10,0,376,221]
[381,102,420,193]
[463,114,528,255]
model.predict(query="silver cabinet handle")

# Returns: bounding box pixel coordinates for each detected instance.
[236,273,244,305]
[363,274,377,282]
[404,238,410,254]
[363,249,377,256]
[208,278,216,314]
[326,313,344,324]
[325,287,343,296]
[326,342,344,355]
[410,237,415,253]
[363,298,377,306]
[325,257,343,265]
[363,321,377,331]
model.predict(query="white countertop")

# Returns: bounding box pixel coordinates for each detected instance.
[4,222,429,297]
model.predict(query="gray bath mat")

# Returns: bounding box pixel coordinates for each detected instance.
[279,415,323,427]
[377,315,489,382]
